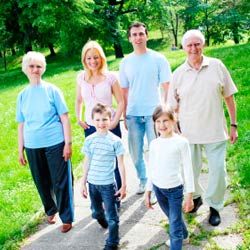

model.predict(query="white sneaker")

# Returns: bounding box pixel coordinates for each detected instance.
[136,183,145,195]
[150,191,158,205]
[165,236,189,247]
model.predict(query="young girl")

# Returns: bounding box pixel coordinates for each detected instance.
[145,105,194,250]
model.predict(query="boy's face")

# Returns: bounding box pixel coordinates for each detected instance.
[92,112,111,134]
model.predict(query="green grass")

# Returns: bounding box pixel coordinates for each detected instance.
[0,40,249,249]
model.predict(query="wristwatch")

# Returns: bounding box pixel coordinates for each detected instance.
[230,123,238,128]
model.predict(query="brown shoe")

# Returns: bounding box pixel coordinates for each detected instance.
[47,214,56,224]
[61,223,72,233]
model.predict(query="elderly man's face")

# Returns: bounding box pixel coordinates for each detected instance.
[183,37,204,60]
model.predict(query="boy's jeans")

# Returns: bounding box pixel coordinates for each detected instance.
[89,183,119,247]
[153,184,188,250]
[126,115,155,185]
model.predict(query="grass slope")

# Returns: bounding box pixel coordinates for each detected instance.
[0,42,249,249]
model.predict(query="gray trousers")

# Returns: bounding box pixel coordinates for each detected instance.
[190,141,227,211]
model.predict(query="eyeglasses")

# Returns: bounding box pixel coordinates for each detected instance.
[29,65,43,69]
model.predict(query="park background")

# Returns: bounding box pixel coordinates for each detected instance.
[0,0,249,249]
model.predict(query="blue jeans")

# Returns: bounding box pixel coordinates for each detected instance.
[153,184,188,250]
[89,183,119,247]
[126,115,155,185]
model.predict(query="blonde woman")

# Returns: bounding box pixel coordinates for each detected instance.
[76,41,124,208]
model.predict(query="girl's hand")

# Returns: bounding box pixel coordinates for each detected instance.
[183,198,194,213]
[81,183,88,198]
[109,121,117,131]
[18,150,27,166]
[63,144,72,161]
[115,185,126,200]
[78,120,90,130]
[145,191,154,209]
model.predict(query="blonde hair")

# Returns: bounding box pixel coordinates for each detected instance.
[81,41,107,81]
[22,51,46,75]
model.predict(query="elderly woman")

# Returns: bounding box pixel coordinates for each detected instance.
[16,51,74,233]
[167,30,238,229]
[75,41,124,209]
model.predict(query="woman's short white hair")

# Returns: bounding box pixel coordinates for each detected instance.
[22,51,46,75]
[182,29,205,47]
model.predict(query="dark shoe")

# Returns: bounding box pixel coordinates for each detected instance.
[61,223,72,233]
[47,214,56,224]
[189,197,203,213]
[103,245,118,250]
[97,218,108,229]
[209,207,221,226]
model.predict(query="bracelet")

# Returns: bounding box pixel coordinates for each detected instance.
[230,124,238,128]
[66,142,72,145]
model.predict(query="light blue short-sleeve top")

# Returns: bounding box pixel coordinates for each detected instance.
[16,81,68,148]
[119,49,172,116]
[82,131,125,185]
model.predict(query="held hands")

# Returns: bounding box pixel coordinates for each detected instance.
[115,185,126,200]
[183,197,194,213]
[78,120,90,130]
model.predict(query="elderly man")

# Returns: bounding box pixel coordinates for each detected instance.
[168,30,238,226]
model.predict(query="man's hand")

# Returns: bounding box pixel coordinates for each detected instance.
[115,185,126,200]
[230,126,238,144]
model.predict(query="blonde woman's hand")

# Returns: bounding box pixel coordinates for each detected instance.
[78,120,90,130]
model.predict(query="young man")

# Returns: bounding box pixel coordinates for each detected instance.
[81,103,126,250]
[167,29,238,226]
[119,22,172,194]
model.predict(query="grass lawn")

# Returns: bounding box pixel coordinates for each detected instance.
[0,41,249,249]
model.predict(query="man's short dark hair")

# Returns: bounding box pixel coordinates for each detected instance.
[91,103,112,119]
[127,22,148,37]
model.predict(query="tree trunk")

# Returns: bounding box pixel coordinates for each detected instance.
[3,50,7,71]
[232,24,240,44]
[11,48,16,55]
[25,44,32,53]
[48,43,56,56]
[113,42,124,58]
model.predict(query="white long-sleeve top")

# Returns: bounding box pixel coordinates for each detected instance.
[146,134,194,194]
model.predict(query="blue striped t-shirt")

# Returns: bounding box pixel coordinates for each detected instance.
[82,131,125,185]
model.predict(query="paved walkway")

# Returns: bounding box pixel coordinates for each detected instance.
[21,125,243,250]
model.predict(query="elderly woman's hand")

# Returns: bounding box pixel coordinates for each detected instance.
[63,143,72,161]
[18,150,27,166]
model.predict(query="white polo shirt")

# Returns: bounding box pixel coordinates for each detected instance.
[167,56,238,144]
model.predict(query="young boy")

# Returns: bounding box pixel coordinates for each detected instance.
[81,103,126,250]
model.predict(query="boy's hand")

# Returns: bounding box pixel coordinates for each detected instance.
[183,197,194,213]
[145,191,154,209]
[115,185,126,200]
[81,183,88,199]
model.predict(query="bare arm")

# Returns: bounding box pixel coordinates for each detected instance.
[225,95,238,144]
[81,156,90,198]
[18,123,27,166]
[110,81,124,130]
[121,88,129,130]
[75,84,89,129]
[161,82,170,104]
[116,155,126,200]
[60,113,72,161]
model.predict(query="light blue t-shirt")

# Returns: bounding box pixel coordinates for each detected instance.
[119,49,172,116]
[16,81,68,148]
[82,131,125,185]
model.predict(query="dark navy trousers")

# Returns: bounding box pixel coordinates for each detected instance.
[25,142,74,223]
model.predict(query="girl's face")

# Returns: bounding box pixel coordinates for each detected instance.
[155,114,175,137]
[84,48,102,72]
